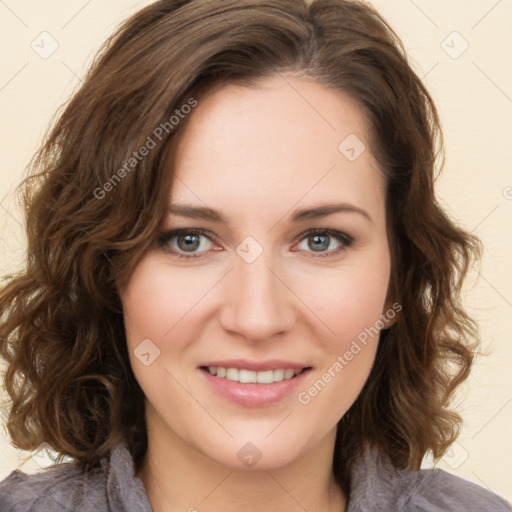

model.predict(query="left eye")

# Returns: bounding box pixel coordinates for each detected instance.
[157,228,354,259]
[294,230,353,256]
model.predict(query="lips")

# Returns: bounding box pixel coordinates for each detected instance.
[197,359,313,406]
[199,363,313,407]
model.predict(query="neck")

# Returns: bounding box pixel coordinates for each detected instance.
[137,414,346,512]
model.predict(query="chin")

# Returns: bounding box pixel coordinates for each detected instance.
[199,432,314,472]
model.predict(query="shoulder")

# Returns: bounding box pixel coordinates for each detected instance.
[0,461,107,512]
[403,466,512,512]
[350,448,511,512]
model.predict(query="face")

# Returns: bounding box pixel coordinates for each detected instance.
[120,74,394,471]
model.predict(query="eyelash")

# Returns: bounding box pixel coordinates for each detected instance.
[157,228,355,260]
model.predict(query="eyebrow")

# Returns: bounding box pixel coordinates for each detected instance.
[167,202,372,224]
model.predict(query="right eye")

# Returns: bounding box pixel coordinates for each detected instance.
[157,228,218,259]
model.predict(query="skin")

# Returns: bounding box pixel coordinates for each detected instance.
[120,73,395,512]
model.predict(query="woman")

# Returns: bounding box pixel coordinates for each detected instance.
[0,0,510,510]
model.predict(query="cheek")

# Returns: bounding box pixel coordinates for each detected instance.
[294,265,389,418]
[120,259,203,413]
[292,252,390,401]
[293,254,391,347]
[121,259,210,347]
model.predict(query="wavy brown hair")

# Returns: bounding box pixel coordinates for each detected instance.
[0,0,482,499]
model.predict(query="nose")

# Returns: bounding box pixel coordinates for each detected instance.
[218,251,296,343]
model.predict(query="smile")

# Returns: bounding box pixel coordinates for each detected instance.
[199,365,313,407]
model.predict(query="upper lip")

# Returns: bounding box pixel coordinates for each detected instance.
[199,359,311,372]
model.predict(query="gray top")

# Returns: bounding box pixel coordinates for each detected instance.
[0,441,510,511]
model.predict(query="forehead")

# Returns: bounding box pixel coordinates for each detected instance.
[165,74,385,222]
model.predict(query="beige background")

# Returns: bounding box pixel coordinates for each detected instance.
[1,0,511,502]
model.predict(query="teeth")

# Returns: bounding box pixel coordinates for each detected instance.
[206,366,304,384]
[273,369,284,382]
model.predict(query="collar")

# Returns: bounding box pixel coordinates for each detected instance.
[106,442,153,512]
[104,441,422,511]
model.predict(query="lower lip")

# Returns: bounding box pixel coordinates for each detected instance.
[199,368,312,407]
